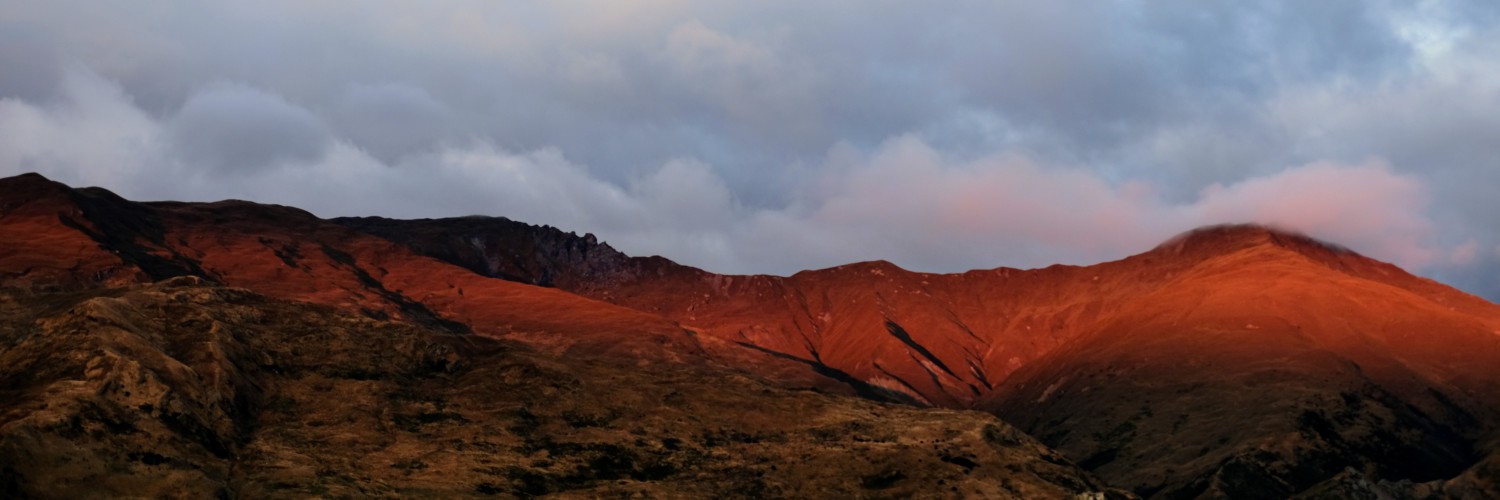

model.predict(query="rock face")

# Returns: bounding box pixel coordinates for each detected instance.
[332,216,635,290]
[5,172,1500,497]
[0,280,1120,498]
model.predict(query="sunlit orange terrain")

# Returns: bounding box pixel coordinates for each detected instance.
[5,172,1500,497]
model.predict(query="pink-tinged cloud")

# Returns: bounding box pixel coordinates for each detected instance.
[1450,240,1481,266]
[740,137,1438,273]
[0,70,1447,278]
[1189,160,1436,268]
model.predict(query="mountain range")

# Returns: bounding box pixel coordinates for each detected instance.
[3,172,1499,498]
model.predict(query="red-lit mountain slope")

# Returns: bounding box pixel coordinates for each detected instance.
[338,216,1500,497]
[0,173,836,388]
[0,173,187,289]
[976,228,1500,497]
[339,218,1500,401]
[8,172,1500,496]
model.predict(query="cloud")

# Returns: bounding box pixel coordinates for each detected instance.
[2,2,1500,299]
[662,20,818,130]
[0,65,168,192]
[1191,161,1436,267]
[0,70,1443,279]
[328,82,452,162]
[730,137,1435,273]
[169,83,331,173]
[1450,240,1481,266]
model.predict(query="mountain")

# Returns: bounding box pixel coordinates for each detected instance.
[0,173,841,389]
[336,212,1500,497]
[0,173,1119,498]
[4,172,1500,497]
[0,278,1117,498]
[979,227,1500,497]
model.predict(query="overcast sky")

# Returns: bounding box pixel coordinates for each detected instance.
[4,1,1500,299]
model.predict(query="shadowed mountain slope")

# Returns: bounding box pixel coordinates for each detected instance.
[0,174,859,394]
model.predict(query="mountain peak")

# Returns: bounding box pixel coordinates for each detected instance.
[1151,223,1353,259]
[0,171,67,195]
[0,172,83,219]
[4,171,51,182]
[814,259,908,276]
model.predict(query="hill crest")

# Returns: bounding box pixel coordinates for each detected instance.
[5,172,1500,497]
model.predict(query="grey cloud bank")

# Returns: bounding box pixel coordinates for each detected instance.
[2,1,1500,299]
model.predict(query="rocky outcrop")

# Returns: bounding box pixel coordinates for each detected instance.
[332,215,640,290]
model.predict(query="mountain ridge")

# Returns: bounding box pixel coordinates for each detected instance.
[5,171,1500,497]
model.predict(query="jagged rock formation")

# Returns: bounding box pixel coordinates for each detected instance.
[332,216,635,290]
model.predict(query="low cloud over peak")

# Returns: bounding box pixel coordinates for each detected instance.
[3,1,1500,299]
